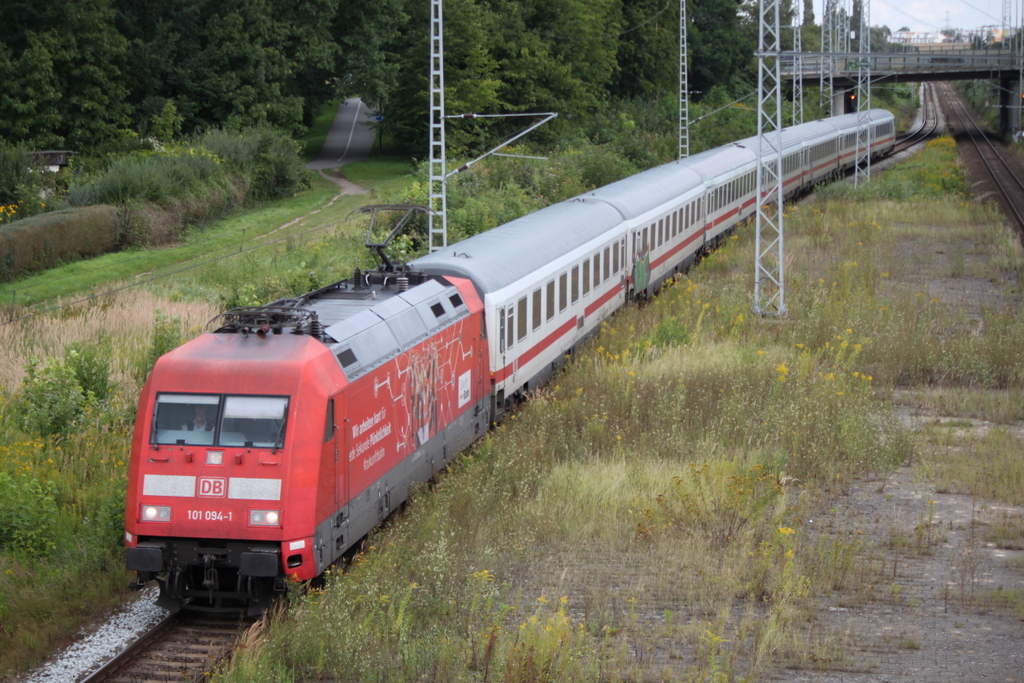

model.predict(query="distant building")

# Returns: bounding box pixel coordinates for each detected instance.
[890,30,947,45]
[28,150,73,173]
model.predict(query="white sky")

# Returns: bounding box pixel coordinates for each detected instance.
[815,0,1011,35]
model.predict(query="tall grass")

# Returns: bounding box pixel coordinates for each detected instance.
[0,290,218,673]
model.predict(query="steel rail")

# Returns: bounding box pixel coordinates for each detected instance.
[79,612,245,683]
[892,83,941,155]
[78,612,181,683]
[940,82,1024,233]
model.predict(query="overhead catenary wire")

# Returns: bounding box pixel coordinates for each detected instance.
[690,92,758,124]
[872,0,999,30]
[619,1,672,37]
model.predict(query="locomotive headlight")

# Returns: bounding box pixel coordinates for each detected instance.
[141,505,172,522]
[249,509,281,527]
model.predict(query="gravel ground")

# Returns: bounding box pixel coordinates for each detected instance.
[16,586,168,683]
[775,464,1024,682]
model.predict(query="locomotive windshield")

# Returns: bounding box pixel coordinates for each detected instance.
[151,393,289,448]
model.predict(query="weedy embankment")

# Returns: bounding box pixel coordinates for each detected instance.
[216,136,1023,682]
[0,157,412,675]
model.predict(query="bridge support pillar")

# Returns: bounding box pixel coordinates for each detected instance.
[832,88,849,116]
[999,76,1021,137]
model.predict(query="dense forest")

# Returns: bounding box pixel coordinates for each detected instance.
[0,0,832,156]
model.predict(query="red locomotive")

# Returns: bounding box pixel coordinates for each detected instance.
[125,270,490,613]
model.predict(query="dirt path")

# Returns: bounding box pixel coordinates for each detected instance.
[316,168,369,196]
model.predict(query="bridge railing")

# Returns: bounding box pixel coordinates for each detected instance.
[781,50,1021,78]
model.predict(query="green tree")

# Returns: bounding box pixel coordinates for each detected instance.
[612,0,677,100]
[695,0,755,96]
[269,0,343,125]
[149,100,183,143]
[803,0,815,25]
[335,0,409,111]
[0,0,131,151]
[0,36,62,148]
[117,0,337,135]
[387,0,503,155]
[488,0,622,117]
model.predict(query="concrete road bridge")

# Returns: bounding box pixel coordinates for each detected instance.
[784,48,1023,133]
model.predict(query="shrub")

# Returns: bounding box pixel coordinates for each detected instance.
[0,205,118,282]
[15,355,87,437]
[134,309,182,385]
[65,339,113,401]
[0,473,59,555]
[0,143,31,206]
[66,148,227,207]
[198,127,310,202]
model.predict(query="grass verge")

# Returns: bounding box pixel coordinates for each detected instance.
[0,158,414,313]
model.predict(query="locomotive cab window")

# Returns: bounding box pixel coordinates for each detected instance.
[152,394,220,446]
[151,393,289,449]
[219,396,289,448]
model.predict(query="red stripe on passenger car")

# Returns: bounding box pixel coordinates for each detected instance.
[493,317,579,382]
[651,229,705,269]
[585,282,623,317]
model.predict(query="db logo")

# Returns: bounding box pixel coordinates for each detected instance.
[198,477,227,498]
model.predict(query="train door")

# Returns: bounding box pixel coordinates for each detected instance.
[322,393,349,561]
[495,305,513,418]
[498,305,507,370]
[631,227,650,297]
[322,398,339,508]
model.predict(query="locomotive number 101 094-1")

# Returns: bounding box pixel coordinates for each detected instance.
[187,510,232,522]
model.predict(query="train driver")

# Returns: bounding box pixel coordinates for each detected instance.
[183,405,215,432]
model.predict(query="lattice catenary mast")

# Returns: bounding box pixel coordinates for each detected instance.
[754,0,787,316]
[854,0,872,186]
[679,0,690,159]
[792,3,804,125]
[427,0,447,252]
[820,0,837,109]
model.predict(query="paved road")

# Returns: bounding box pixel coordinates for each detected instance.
[306,98,376,170]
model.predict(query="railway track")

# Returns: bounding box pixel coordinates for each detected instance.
[79,612,247,683]
[937,81,1024,236]
[891,82,942,155]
